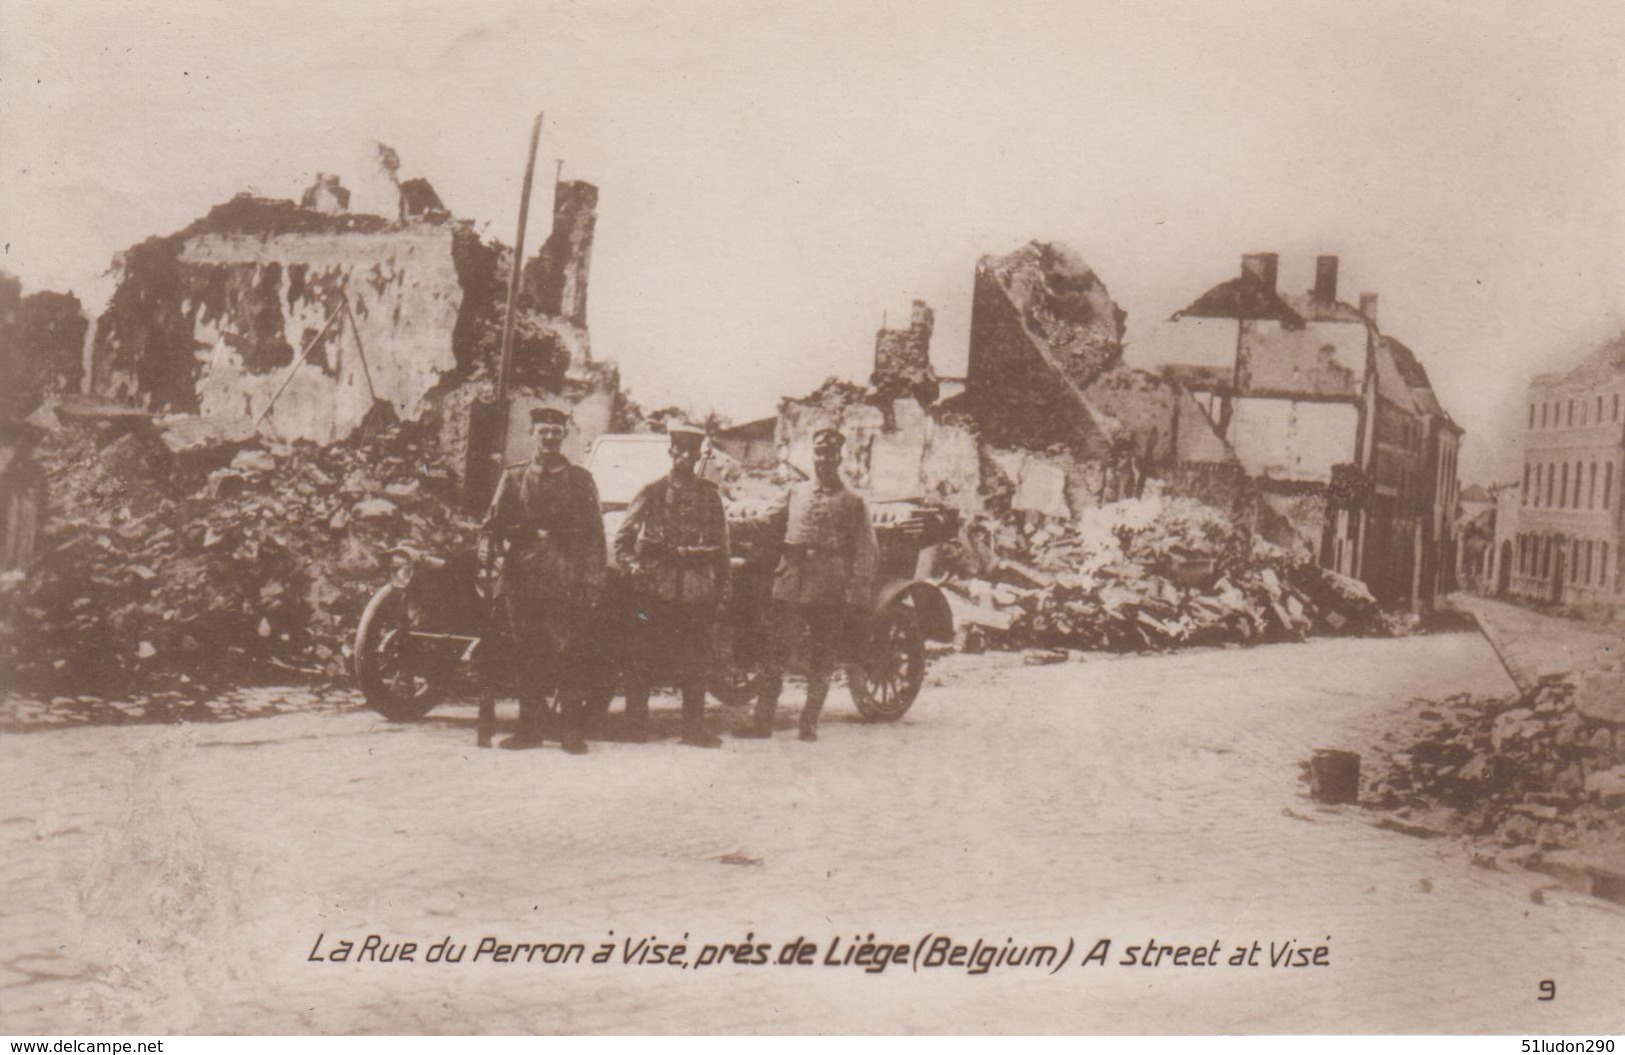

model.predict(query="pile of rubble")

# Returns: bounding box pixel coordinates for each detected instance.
[1363,675,1625,861]
[0,410,477,694]
[940,492,1385,652]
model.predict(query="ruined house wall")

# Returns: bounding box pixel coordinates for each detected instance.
[180,228,464,444]
[776,396,983,510]
[966,260,1099,451]
[1135,316,1235,373]
[983,448,1076,519]
[1237,318,1365,397]
[91,219,465,446]
[1228,397,1359,482]
[88,185,615,507]
[1085,364,1184,462]
[966,242,1126,453]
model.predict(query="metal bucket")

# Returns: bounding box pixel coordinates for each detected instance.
[1309,749,1361,805]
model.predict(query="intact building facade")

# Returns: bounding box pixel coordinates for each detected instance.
[1512,332,1625,605]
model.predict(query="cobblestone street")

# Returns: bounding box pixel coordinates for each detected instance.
[4,631,1623,1034]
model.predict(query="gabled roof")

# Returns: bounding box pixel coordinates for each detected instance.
[1380,335,1462,430]
[1373,340,1420,413]
[1171,275,1304,324]
[1172,279,1372,330]
[1382,336,1433,389]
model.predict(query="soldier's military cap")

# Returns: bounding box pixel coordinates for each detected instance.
[529,405,570,426]
[812,426,846,447]
[667,422,707,447]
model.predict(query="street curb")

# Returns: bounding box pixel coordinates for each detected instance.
[1453,603,1531,696]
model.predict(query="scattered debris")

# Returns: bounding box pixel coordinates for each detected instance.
[1363,674,1625,877]
[938,490,1384,653]
[0,412,476,694]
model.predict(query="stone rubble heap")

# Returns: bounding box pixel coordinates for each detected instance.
[1,410,475,694]
[938,492,1386,653]
[1363,675,1625,862]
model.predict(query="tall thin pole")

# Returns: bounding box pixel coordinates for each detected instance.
[496,111,545,460]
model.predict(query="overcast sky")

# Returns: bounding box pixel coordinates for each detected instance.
[4,0,1622,483]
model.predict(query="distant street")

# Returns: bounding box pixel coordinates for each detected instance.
[4,632,1623,1034]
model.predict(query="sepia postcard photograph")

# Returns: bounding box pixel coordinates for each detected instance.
[2,0,1623,1038]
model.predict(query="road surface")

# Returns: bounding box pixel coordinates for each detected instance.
[3,632,1622,1034]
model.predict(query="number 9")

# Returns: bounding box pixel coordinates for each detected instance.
[1538,979,1556,1001]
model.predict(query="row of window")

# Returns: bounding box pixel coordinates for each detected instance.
[1523,458,1614,510]
[1529,393,1621,430]
[1517,533,1621,592]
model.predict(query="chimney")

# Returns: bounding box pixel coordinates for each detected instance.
[525,180,599,328]
[1359,292,1379,326]
[1241,252,1278,294]
[909,299,934,339]
[1314,255,1339,302]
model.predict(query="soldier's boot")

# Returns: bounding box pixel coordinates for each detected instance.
[679,685,721,748]
[734,674,780,738]
[500,698,548,750]
[799,673,829,743]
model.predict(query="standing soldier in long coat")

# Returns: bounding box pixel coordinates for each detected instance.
[614,424,730,747]
[483,405,606,754]
[734,426,877,742]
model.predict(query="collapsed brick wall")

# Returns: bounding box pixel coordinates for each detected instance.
[871,300,939,404]
[776,385,983,510]
[965,241,1126,452]
[90,198,451,441]
[182,225,464,443]
[86,188,616,495]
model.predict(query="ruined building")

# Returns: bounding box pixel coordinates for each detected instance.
[85,172,619,502]
[0,272,88,571]
[1,271,89,422]
[524,180,596,326]
[962,242,1126,451]
[299,174,351,214]
[776,241,1235,520]
[773,290,980,508]
[871,300,940,405]
[1150,252,1462,610]
[958,242,1234,471]
[1511,329,1625,608]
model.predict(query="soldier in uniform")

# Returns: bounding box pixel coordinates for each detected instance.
[483,405,606,754]
[614,423,730,748]
[734,426,877,742]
